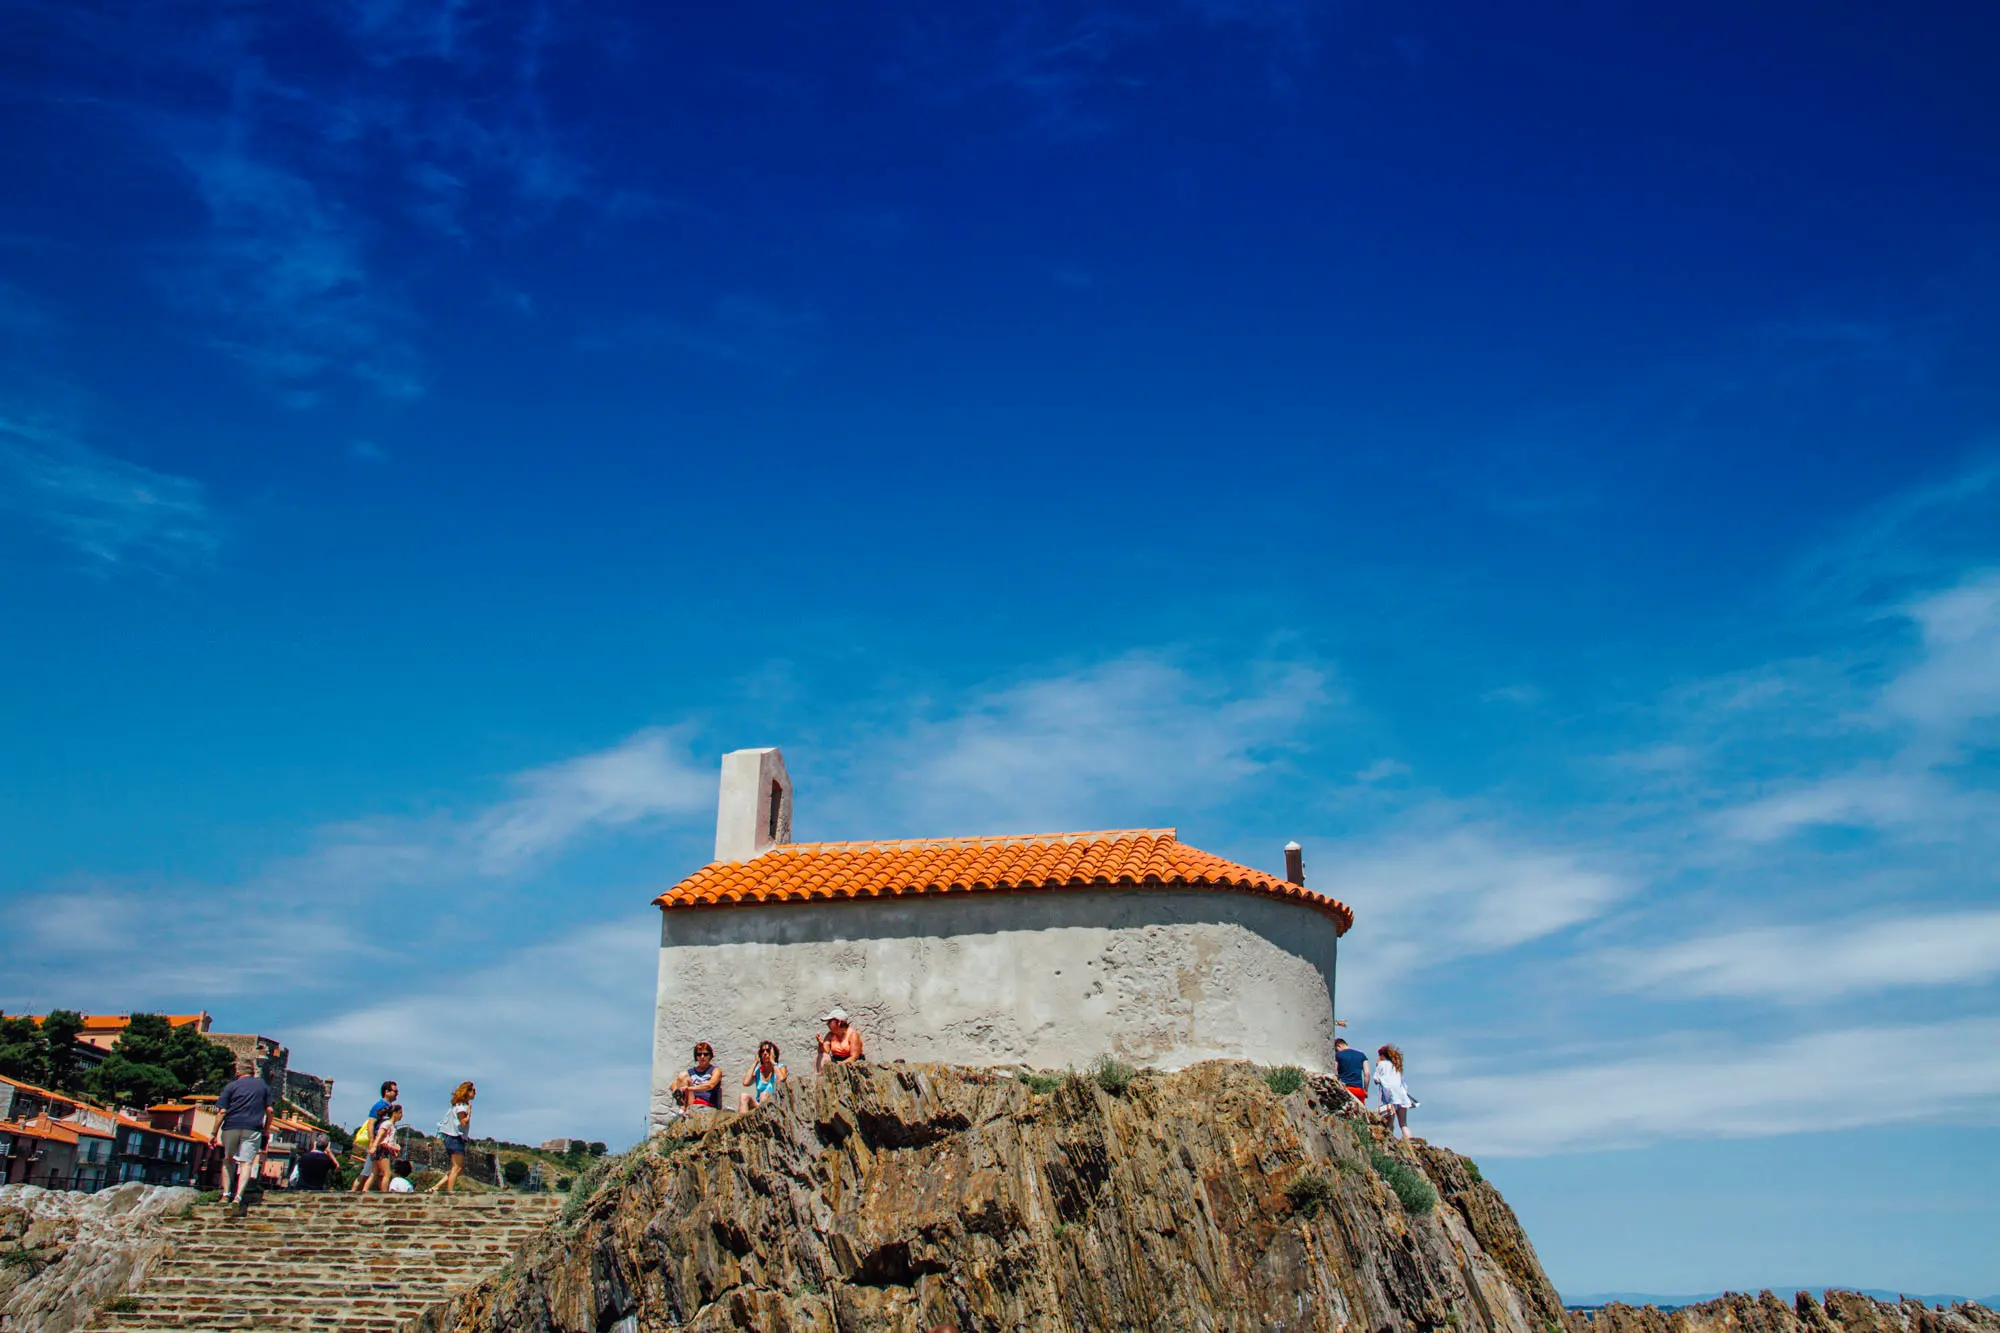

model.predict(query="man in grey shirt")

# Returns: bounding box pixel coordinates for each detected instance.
[210,1073,274,1215]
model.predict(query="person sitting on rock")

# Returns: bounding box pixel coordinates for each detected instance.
[670,1042,723,1111]
[737,1041,789,1110]
[813,1009,864,1073]
[388,1159,416,1193]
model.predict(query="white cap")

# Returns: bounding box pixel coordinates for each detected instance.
[821,1008,848,1023]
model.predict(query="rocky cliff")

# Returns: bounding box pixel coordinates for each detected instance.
[0,1181,198,1333]
[413,1061,1567,1332]
[1574,1292,1999,1333]
[410,1063,1999,1333]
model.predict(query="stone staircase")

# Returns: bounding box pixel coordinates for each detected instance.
[89,1191,561,1332]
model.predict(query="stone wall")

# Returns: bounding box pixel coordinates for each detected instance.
[205,1032,332,1120]
[399,1133,502,1186]
[650,887,1339,1130]
[281,1070,333,1122]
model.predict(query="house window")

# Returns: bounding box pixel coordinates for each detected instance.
[768,781,783,839]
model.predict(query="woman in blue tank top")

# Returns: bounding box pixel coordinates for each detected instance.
[737,1041,788,1111]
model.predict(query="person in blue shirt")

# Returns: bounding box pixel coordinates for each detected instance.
[1333,1039,1369,1105]
[209,1071,274,1215]
[349,1080,398,1193]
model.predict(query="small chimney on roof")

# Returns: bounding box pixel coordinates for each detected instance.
[1283,840,1305,886]
[715,747,793,862]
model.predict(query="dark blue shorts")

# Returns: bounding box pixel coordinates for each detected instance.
[441,1135,467,1156]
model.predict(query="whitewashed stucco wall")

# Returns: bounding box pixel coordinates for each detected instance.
[648,887,1340,1128]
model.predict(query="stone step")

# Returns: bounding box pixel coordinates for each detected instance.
[87,1191,564,1331]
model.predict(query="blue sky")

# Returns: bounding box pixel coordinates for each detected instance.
[4,0,1998,1298]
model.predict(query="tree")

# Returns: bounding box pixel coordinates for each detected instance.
[502,1159,530,1188]
[563,1140,588,1165]
[38,1011,86,1092]
[90,1053,185,1108]
[0,1016,45,1085]
[88,1014,239,1107]
[587,1142,607,1158]
[0,1013,90,1093]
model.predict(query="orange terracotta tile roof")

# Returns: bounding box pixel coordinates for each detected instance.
[113,1112,205,1143]
[656,829,1353,933]
[22,1013,206,1031]
[0,1115,79,1146]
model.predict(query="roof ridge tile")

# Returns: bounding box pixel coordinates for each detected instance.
[655,828,1351,933]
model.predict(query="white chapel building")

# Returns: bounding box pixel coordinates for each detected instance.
[648,747,1353,1127]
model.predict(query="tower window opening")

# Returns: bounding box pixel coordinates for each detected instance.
[769,780,783,840]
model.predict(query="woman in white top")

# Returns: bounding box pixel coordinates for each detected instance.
[427,1081,476,1194]
[1370,1044,1416,1140]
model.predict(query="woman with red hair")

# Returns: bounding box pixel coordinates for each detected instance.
[428,1081,477,1193]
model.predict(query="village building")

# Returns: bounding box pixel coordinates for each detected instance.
[650,748,1354,1129]
[0,1075,118,1189]
[109,1112,206,1188]
[26,1011,336,1121]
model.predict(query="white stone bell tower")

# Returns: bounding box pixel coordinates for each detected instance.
[713,747,792,862]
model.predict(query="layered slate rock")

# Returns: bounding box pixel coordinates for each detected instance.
[1573,1292,2000,1333]
[414,1062,1562,1333]
[0,1182,197,1333]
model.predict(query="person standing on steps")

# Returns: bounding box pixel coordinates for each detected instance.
[1370,1044,1417,1140]
[361,1103,404,1193]
[351,1080,398,1192]
[210,1068,275,1216]
[813,1009,864,1072]
[1334,1038,1370,1106]
[428,1081,476,1193]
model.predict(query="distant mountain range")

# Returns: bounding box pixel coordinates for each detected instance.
[1564,1289,1998,1312]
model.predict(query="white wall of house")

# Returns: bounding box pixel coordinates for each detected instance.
[649,887,1339,1129]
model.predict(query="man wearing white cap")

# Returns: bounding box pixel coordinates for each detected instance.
[814,1008,865,1073]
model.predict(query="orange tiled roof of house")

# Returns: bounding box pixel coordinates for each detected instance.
[0,1114,80,1146]
[656,828,1354,933]
[70,1013,209,1032]
[113,1111,205,1143]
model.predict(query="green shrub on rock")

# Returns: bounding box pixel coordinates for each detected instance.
[1263,1066,1305,1097]
[1368,1147,1437,1215]
[1284,1168,1340,1218]
[1090,1055,1136,1096]
[1018,1070,1065,1095]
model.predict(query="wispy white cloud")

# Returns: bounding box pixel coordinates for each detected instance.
[1333,825,1629,1009]
[1600,910,2000,1003]
[0,727,715,1015]
[162,145,422,406]
[468,728,716,874]
[1881,570,2000,741]
[0,408,218,568]
[299,917,659,1146]
[1713,568,2000,845]
[853,654,1332,833]
[1429,1017,2000,1156]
